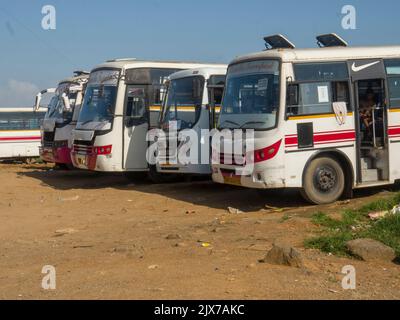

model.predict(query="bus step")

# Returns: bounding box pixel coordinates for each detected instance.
[360,157,373,170]
[362,169,379,182]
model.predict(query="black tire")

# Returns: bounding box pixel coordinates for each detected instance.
[301,157,345,205]
[54,163,69,171]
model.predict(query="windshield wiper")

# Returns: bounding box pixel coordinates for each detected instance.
[80,120,93,126]
[240,121,266,129]
[220,120,240,128]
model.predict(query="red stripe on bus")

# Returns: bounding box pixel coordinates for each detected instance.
[314,131,355,143]
[388,127,400,136]
[285,131,355,147]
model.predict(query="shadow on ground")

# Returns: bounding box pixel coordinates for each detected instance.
[17,165,400,213]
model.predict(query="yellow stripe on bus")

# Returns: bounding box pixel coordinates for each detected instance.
[389,108,400,113]
[149,105,221,112]
[149,105,197,112]
[288,112,353,120]
[149,106,162,111]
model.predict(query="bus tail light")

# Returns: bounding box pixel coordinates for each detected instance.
[93,145,112,155]
[253,139,282,163]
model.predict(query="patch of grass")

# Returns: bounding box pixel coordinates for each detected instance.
[305,194,400,257]
[361,214,400,256]
[279,214,292,223]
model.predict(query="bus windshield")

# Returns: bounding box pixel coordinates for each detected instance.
[77,85,117,129]
[219,60,280,130]
[45,93,75,123]
[77,69,120,130]
[160,76,204,130]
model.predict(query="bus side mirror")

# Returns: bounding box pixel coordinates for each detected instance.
[287,84,299,106]
[62,93,71,111]
[34,93,42,112]
[160,79,169,103]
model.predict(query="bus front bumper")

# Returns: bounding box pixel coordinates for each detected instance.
[40,147,55,163]
[71,150,97,171]
[53,146,72,165]
[212,166,285,189]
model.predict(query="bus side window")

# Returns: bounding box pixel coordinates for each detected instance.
[388,77,400,108]
[286,84,299,115]
[286,81,350,116]
[211,87,224,106]
[126,87,146,119]
[332,81,350,108]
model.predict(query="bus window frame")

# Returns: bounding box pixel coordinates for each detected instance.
[220,57,282,132]
[293,61,350,82]
[207,82,225,129]
[83,67,122,137]
[0,112,45,131]
[285,78,353,120]
[123,84,150,128]
[159,75,206,132]
[384,59,400,109]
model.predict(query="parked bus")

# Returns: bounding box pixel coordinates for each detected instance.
[157,66,227,176]
[35,72,89,168]
[0,108,46,161]
[71,59,223,177]
[212,34,400,204]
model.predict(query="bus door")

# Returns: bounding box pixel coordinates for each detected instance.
[349,59,389,183]
[123,85,149,170]
[208,83,225,129]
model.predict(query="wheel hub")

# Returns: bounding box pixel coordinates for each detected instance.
[315,167,336,192]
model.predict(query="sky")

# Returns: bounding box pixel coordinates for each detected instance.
[1,0,400,107]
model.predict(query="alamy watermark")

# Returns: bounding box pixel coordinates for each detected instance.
[342,5,357,30]
[41,5,56,30]
[341,265,356,290]
[41,265,56,290]
[147,122,256,175]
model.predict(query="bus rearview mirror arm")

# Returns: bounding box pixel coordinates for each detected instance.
[62,93,71,111]
[34,93,42,112]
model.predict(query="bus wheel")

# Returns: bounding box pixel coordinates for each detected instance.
[301,157,345,205]
[54,163,74,171]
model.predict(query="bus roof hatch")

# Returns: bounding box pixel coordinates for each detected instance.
[316,33,348,48]
[263,34,296,50]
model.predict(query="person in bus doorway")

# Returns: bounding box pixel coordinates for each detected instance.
[359,88,376,141]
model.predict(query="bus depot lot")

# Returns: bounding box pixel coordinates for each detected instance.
[0,163,399,300]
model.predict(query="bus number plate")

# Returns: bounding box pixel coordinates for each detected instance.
[224,175,242,186]
[77,156,87,166]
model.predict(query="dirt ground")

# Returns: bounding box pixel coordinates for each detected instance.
[0,163,399,300]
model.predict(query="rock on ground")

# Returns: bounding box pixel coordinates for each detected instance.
[260,241,304,268]
[346,238,396,262]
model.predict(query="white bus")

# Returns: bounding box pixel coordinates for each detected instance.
[157,66,227,176]
[35,72,89,168]
[71,59,223,176]
[0,108,46,161]
[212,34,400,204]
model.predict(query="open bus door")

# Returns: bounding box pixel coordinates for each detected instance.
[349,59,390,184]
[123,85,149,171]
[207,80,225,129]
[208,84,222,129]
